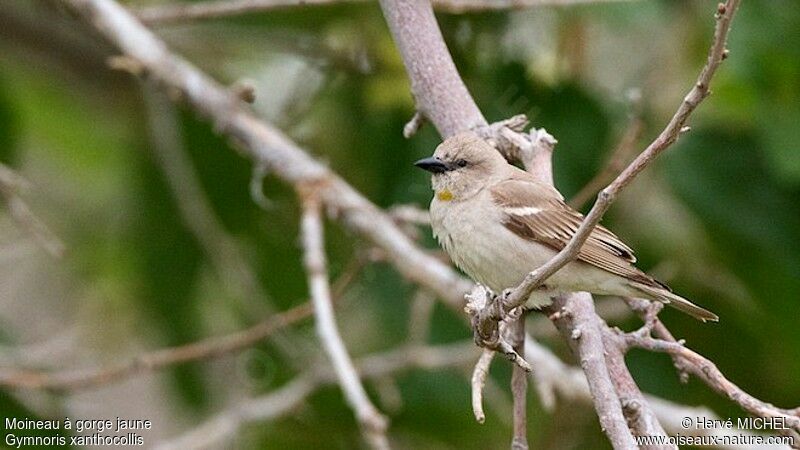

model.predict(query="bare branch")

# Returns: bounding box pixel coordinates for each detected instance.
[624,297,692,382]
[602,330,675,448]
[622,294,800,444]
[471,349,494,423]
[300,192,389,450]
[508,314,529,449]
[543,293,638,449]
[61,0,473,311]
[621,332,800,444]
[378,0,487,137]
[524,337,795,450]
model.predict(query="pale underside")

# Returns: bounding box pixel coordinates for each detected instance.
[430,187,644,309]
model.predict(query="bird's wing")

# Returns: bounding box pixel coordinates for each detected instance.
[490,175,655,285]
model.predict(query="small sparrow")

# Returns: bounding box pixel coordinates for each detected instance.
[415,131,718,322]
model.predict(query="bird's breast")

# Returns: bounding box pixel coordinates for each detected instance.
[431,197,538,293]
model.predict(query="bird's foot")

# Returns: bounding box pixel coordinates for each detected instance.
[466,285,532,372]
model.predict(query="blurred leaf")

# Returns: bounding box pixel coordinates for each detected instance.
[0,75,19,164]
[666,128,800,402]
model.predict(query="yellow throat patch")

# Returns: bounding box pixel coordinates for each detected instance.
[436,189,454,201]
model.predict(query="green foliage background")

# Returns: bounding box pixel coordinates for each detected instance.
[0,0,798,448]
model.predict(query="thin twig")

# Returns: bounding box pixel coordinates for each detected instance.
[300,192,390,450]
[624,297,692,382]
[620,332,800,445]
[403,111,425,138]
[479,374,515,427]
[471,349,494,424]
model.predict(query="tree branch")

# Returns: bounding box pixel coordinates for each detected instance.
[619,331,800,444]
[525,333,796,450]
[543,293,638,449]
[300,192,390,450]
[508,315,529,449]
[379,0,665,447]
[470,348,495,424]
[61,0,474,311]
[378,0,486,137]
[602,326,674,448]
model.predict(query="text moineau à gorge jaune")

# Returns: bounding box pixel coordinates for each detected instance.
[5,416,152,432]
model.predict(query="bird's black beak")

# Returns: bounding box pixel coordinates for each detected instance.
[414,157,451,174]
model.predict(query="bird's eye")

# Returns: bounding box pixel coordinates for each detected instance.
[456,159,468,168]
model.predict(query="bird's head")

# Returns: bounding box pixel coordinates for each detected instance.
[414,131,507,202]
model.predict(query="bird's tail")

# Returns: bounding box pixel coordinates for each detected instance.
[630,282,719,322]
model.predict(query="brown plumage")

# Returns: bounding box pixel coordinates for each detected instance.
[491,177,655,288]
[418,131,718,322]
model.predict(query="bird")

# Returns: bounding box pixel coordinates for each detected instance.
[414,131,718,322]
